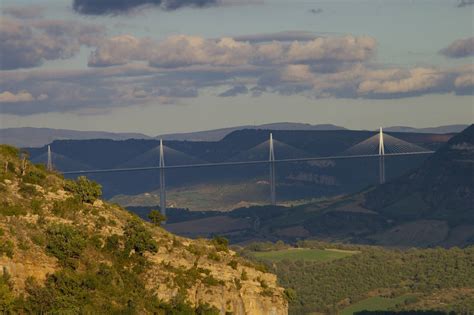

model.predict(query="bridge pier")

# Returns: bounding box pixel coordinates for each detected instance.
[159,139,166,218]
[378,127,385,184]
[269,133,276,205]
[47,145,53,171]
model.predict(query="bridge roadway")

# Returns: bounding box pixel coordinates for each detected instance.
[61,151,434,175]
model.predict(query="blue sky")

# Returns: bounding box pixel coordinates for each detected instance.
[0,0,472,135]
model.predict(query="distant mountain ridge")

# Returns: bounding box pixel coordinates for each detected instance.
[1,123,467,148]
[0,127,151,148]
[157,123,346,141]
[385,124,468,134]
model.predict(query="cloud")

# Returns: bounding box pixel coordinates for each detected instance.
[88,35,155,67]
[0,18,104,70]
[72,0,218,14]
[440,37,474,58]
[357,68,447,97]
[309,8,323,14]
[218,85,249,97]
[233,31,320,43]
[2,5,45,19]
[0,91,48,103]
[89,34,376,68]
[457,0,474,7]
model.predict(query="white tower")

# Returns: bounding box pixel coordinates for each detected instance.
[378,127,385,184]
[269,133,276,205]
[47,145,53,171]
[159,139,166,218]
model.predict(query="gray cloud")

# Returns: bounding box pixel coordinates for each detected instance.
[2,5,45,19]
[73,0,218,15]
[218,84,249,97]
[233,31,321,43]
[0,18,104,70]
[309,8,323,14]
[1,62,472,115]
[457,0,474,7]
[440,37,474,58]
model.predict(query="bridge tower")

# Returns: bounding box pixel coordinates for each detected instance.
[159,139,166,218]
[378,127,385,184]
[269,133,276,205]
[47,145,53,171]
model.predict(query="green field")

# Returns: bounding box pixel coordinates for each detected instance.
[340,295,413,315]
[252,248,356,262]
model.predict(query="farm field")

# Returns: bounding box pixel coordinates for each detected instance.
[251,248,357,262]
[340,295,414,315]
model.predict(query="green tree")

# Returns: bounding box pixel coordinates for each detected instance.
[65,176,102,204]
[148,210,166,226]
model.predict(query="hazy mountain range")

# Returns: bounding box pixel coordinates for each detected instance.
[1,123,467,147]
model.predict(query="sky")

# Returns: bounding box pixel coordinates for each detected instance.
[0,0,473,135]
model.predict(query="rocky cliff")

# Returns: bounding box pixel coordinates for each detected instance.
[0,145,288,314]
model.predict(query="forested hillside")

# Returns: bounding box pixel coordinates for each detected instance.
[241,241,474,315]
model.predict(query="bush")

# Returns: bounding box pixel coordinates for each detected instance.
[227,260,238,270]
[1,203,27,216]
[0,270,14,312]
[123,218,158,256]
[18,184,37,197]
[45,224,87,268]
[22,169,46,186]
[211,235,229,252]
[0,240,14,258]
[65,176,102,204]
[148,209,166,226]
[51,197,82,218]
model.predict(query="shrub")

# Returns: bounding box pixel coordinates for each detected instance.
[0,270,14,312]
[65,176,102,204]
[240,270,248,281]
[18,184,37,197]
[22,169,46,186]
[284,288,297,302]
[123,218,158,256]
[0,240,14,258]
[234,278,242,290]
[51,197,82,218]
[45,224,87,268]
[104,234,120,254]
[227,260,238,270]
[148,209,166,226]
[207,252,220,262]
[211,235,229,252]
[1,203,27,216]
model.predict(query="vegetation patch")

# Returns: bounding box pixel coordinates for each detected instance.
[251,248,355,262]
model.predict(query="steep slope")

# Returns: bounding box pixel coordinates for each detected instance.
[0,145,287,314]
[365,124,474,223]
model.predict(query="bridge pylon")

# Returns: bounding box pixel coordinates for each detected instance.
[378,127,385,184]
[159,139,166,219]
[47,145,53,171]
[269,133,276,205]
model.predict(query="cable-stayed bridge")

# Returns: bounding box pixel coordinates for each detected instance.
[46,128,434,217]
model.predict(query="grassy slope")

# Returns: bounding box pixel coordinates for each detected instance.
[340,295,414,315]
[252,248,355,262]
